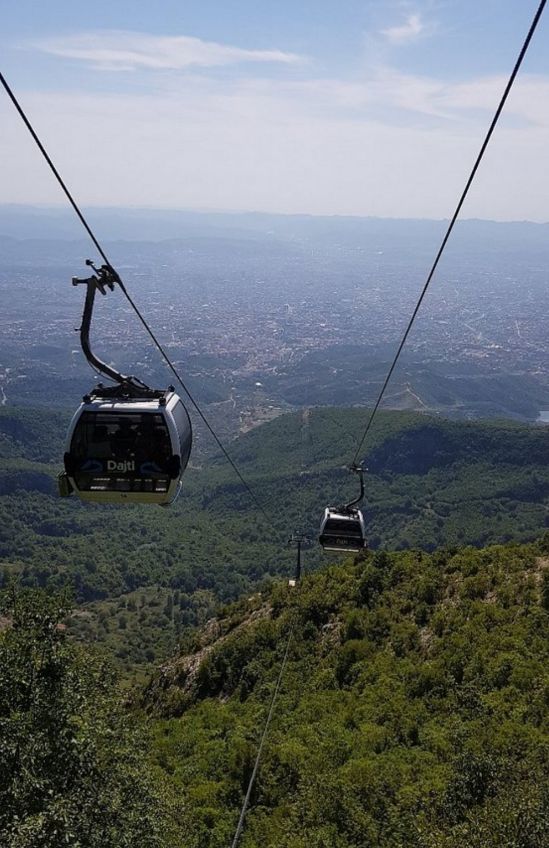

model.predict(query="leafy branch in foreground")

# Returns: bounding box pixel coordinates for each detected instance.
[0,587,179,848]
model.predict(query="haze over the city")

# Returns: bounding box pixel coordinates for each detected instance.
[1,210,548,442]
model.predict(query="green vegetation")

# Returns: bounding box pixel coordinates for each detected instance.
[0,406,68,463]
[68,585,217,682]
[1,404,548,672]
[149,539,549,847]
[0,587,179,847]
[1,513,548,842]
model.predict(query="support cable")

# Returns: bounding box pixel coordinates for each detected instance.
[0,72,110,268]
[230,622,294,848]
[0,70,271,524]
[115,283,273,524]
[351,0,547,467]
[230,538,305,848]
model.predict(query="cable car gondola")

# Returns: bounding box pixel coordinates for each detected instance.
[58,262,192,505]
[319,466,367,552]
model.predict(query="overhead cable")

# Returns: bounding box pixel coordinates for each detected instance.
[351,0,547,467]
[0,70,271,524]
[230,624,294,848]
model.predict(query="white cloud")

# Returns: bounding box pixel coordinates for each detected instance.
[381,13,434,45]
[29,30,304,71]
[2,69,549,220]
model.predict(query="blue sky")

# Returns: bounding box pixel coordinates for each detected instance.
[2,1,549,219]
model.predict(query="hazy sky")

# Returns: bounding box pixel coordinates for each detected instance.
[2,1,549,220]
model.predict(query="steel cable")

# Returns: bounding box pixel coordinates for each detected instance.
[351,0,547,467]
[230,623,294,848]
[0,70,272,525]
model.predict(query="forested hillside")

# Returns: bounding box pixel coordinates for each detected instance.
[3,538,548,844]
[1,404,548,674]
[147,540,549,847]
[0,588,180,847]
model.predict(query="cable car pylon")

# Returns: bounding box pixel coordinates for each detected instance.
[287,533,311,585]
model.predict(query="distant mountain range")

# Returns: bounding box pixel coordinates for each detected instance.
[2,205,549,259]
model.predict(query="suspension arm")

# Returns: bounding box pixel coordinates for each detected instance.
[343,465,365,511]
[72,262,150,395]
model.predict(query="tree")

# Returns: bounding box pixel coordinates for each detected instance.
[0,587,176,848]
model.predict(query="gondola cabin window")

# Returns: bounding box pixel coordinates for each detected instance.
[70,412,172,493]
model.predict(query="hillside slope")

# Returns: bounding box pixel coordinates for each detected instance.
[1,404,548,674]
[148,540,549,847]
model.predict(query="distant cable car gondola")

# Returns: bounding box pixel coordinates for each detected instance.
[58,262,192,505]
[319,466,367,552]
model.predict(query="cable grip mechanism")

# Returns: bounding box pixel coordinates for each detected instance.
[72,259,119,295]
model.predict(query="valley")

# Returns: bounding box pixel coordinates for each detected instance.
[1,403,548,678]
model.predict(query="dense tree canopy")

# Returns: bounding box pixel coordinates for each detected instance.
[149,540,549,847]
[1,404,549,845]
[2,405,549,673]
[0,588,178,848]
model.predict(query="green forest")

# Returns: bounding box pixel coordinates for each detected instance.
[1,404,549,845]
[1,404,549,676]
[148,538,549,847]
[2,539,548,846]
